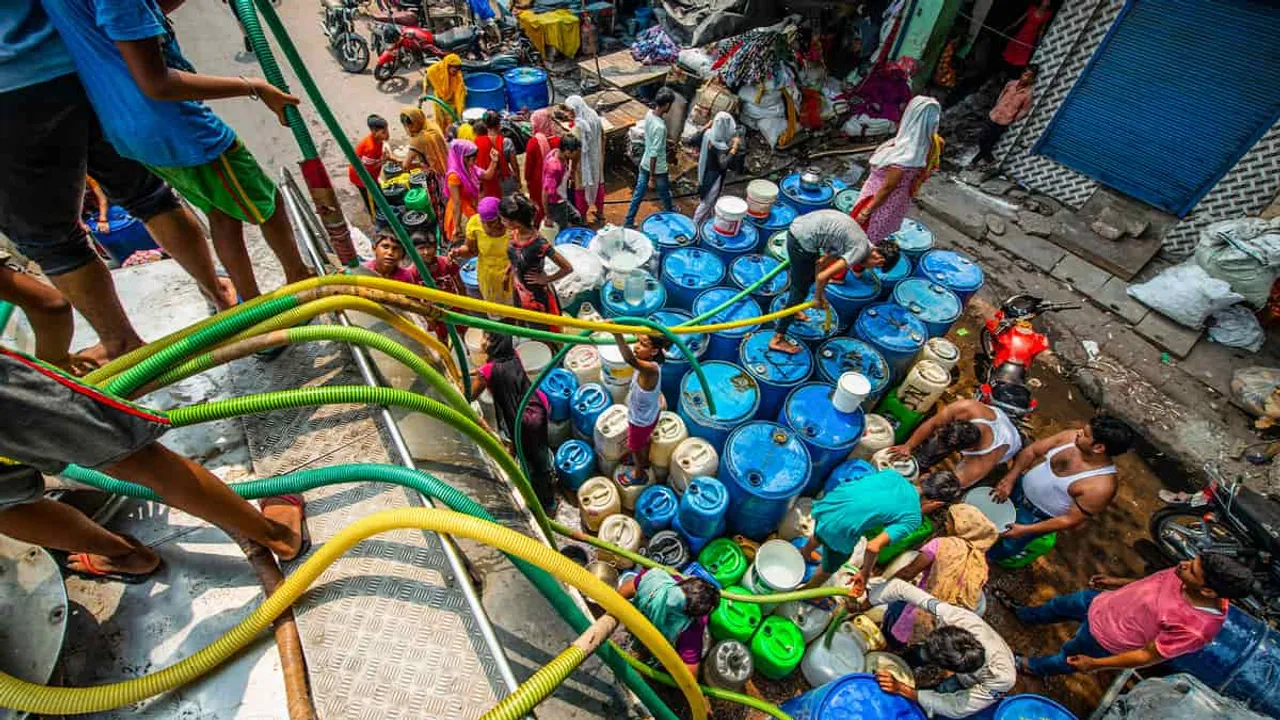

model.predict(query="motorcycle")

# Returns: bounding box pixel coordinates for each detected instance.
[371,24,482,82]
[321,0,370,74]
[1150,464,1280,624]
[974,294,1079,418]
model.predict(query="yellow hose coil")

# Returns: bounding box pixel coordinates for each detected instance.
[0,509,704,718]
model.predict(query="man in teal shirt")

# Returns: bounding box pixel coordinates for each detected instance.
[802,469,962,592]
[623,86,676,228]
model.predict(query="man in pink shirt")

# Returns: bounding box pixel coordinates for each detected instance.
[542,134,582,231]
[1006,552,1251,676]
[974,65,1037,165]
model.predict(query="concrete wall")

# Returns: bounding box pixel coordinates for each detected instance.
[993,0,1280,257]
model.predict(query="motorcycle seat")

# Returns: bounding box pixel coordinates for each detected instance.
[434,26,478,47]
[1233,486,1280,555]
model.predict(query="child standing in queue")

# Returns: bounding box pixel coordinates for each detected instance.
[612,332,672,484]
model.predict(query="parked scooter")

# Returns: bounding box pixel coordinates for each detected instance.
[1150,464,1280,625]
[321,0,370,74]
[372,24,481,81]
[973,294,1079,418]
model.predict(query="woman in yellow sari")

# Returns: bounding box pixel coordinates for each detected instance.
[424,54,466,135]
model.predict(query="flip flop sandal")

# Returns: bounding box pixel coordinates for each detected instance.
[57,535,162,585]
[988,586,1022,613]
[260,494,311,562]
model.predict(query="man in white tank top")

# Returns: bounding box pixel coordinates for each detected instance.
[988,414,1135,562]
[888,398,1023,487]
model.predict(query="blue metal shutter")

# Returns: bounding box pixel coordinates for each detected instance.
[1035,0,1280,216]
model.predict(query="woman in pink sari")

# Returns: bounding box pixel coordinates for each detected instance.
[851,96,944,245]
[523,109,561,226]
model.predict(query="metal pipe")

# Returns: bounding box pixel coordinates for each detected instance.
[279,168,522,696]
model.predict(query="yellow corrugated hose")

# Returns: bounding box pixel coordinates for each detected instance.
[0,509,705,719]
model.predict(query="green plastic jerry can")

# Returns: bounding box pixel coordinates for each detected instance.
[750,615,805,680]
[699,538,748,588]
[709,584,761,644]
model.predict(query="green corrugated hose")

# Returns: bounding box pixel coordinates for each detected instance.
[479,644,586,720]
[680,257,792,327]
[445,311,639,346]
[60,463,679,720]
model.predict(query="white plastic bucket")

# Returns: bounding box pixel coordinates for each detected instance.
[833,372,871,413]
[462,107,487,123]
[597,340,634,404]
[564,344,602,387]
[745,539,805,612]
[746,180,779,218]
[713,196,749,236]
[516,341,553,382]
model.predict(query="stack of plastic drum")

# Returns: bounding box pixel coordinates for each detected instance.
[599,269,666,319]
[677,361,760,453]
[675,476,729,551]
[668,437,719,494]
[503,67,549,111]
[570,383,610,440]
[700,219,759,267]
[692,288,762,362]
[596,341,634,404]
[729,254,789,311]
[554,439,595,492]
[740,332,813,420]
[640,212,697,267]
[660,247,725,310]
[779,171,837,215]
[892,278,963,338]
[720,422,811,540]
[874,255,913,299]
[781,382,866,494]
[855,302,928,379]
[825,271,882,331]
[647,412,688,480]
[887,218,936,261]
[915,249,986,303]
[771,292,837,348]
[648,309,705,409]
[825,457,877,496]
[593,404,630,475]
[816,337,892,408]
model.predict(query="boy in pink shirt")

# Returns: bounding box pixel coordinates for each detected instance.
[1007,552,1251,676]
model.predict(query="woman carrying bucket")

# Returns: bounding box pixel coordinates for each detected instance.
[850,96,944,245]
[690,112,745,230]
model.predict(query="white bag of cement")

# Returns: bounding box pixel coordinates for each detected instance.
[1127,262,1245,328]
[1208,304,1264,352]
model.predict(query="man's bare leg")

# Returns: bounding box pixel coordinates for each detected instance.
[144,206,237,310]
[0,267,91,372]
[259,194,314,285]
[46,258,144,364]
[207,209,262,301]
[0,498,159,575]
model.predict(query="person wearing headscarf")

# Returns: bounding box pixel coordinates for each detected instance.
[882,504,999,646]
[523,109,562,226]
[691,112,745,230]
[444,139,480,244]
[499,193,572,330]
[474,111,517,200]
[851,96,944,244]
[424,54,466,135]
[455,196,511,305]
[562,96,605,223]
[399,106,448,176]
[469,332,557,510]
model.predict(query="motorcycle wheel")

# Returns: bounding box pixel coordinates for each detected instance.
[1149,505,1247,563]
[374,58,397,82]
[336,33,370,74]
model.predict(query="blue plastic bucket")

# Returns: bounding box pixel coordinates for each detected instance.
[779,173,836,215]
[739,332,813,421]
[677,361,760,453]
[600,270,666,318]
[887,218,935,260]
[459,256,482,298]
[692,287,762,362]
[555,227,595,248]
[700,219,759,267]
[677,476,729,540]
[641,212,697,261]
[873,254,913,299]
[661,247,725,311]
[503,67,549,111]
[854,303,928,379]
[994,695,1076,720]
[92,206,158,266]
[554,439,595,491]
[635,485,679,537]
[729,254,789,311]
[649,309,705,410]
[824,458,877,496]
[825,270,881,331]
[538,368,579,422]
[816,337,892,407]
[719,421,811,540]
[747,202,797,239]
[915,249,985,303]
[780,383,865,494]
[1168,605,1280,717]
[892,277,963,338]
[570,383,610,439]
[770,292,837,348]
[463,72,506,111]
[779,673,927,720]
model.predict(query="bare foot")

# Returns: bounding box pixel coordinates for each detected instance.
[76,342,111,367]
[66,535,161,578]
[768,335,802,355]
[48,352,102,377]
[259,495,307,561]
[206,276,238,311]
[794,310,810,322]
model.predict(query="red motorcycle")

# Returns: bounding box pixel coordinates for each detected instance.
[371,24,481,81]
[974,294,1079,417]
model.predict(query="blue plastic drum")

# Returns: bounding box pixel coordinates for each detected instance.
[770,292,837,348]
[641,212,697,260]
[779,173,836,215]
[661,247,725,310]
[459,257,481,298]
[677,361,760,453]
[555,227,595,248]
[779,672,926,720]
[746,202,797,239]
[692,287,762,362]
[649,309,706,410]
[677,476,729,540]
[994,695,1076,720]
[729,254,789,311]
[739,332,813,421]
[892,277,963,338]
[570,383,610,439]
[816,337,892,406]
[538,368,579,422]
[503,66,549,110]
[1168,605,1280,717]
[700,220,759,267]
[463,72,505,110]
[825,270,881,330]
[824,458,877,496]
[854,302,928,379]
[873,254,913,299]
[780,383,866,495]
[600,270,666,319]
[635,485,679,537]
[887,218,935,260]
[554,439,595,491]
[915,249,985,303]
[719,421,811,540]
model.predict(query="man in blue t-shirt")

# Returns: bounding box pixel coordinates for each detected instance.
[40,0,314,302]
[802,469,963,593]
[0,1,235,371]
